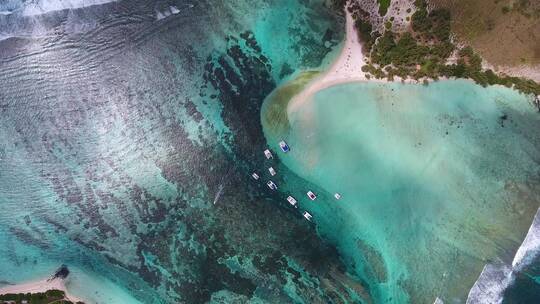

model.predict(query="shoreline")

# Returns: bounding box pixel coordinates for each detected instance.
[486,62,540,84]
[466,207,540,303]
[287,9,368,115]
[286,8,424,116]
[0,277,83,303]
[286,5,539,117]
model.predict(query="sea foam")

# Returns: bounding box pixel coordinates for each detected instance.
[22,0,118,16]
[467,208,540,303]
[512,208,540,269]
[156,6,181,20]
[263,80,540,303]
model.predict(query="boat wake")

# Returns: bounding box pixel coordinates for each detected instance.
[467,208,540,303]
[213,184,224,205]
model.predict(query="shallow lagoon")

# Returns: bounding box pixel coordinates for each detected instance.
[0,0,356,302]
[262,79,540,303]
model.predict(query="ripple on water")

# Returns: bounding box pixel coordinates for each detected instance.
[0,0,366,303]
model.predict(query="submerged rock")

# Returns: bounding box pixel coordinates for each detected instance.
[49,265,70,281]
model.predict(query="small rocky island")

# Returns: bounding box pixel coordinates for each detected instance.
[0,266,84,304]
[0,289,84,304]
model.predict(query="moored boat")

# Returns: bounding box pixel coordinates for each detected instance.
[279,140,290,153]
[307,191,317,201]
[268,167,276,176]
[252,173,260,180]
[303,211,312,221]
[267,181,277,190]
[286,196,298,207]
[264,149,273,159]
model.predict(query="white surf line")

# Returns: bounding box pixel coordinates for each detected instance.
[22,0,119,16]
[512,207,540,269]
[156,6,182,21]
[466,208,540,304]
[466,263,513,304]
[433,297,444,304]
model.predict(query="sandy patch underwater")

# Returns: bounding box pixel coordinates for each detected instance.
[0,0,371,302]
[262,79,540,303]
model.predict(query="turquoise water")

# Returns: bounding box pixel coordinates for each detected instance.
[3,0,539,302]
[0,1,381,303]
[262,80,540,303]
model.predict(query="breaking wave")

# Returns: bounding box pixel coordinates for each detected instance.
[467,208,540,303]
[0,0,23,14]
[512,208,540,269]
[156,6,180,21]
[0,0,119,16]
[0,0,120,42]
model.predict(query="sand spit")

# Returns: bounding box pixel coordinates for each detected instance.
[0,277,83,303]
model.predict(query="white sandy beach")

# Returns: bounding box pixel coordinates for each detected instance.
[286,8,418,115]
[287,5,540,116]
[0,278,83,303]
[287,10,370,115]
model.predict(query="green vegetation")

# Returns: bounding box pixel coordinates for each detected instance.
[348,4,380,53]
[0,289,84,304]
[368,1,455,81]
[435,47,540,95]
[429,0,539,67]
[348,0,540,95]
[378,0,392,16]
[331,0,347,11]
[411,0,451,41]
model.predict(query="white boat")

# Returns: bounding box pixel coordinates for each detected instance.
[268,167,276,176]
[252,173,260,180]
[279,140,290,153]
[286,196,298,207]
[267,181,277,190]
[307,191,317,201]
[334,193,341,200]
[264,149,273,159]
[303,211,312,221]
